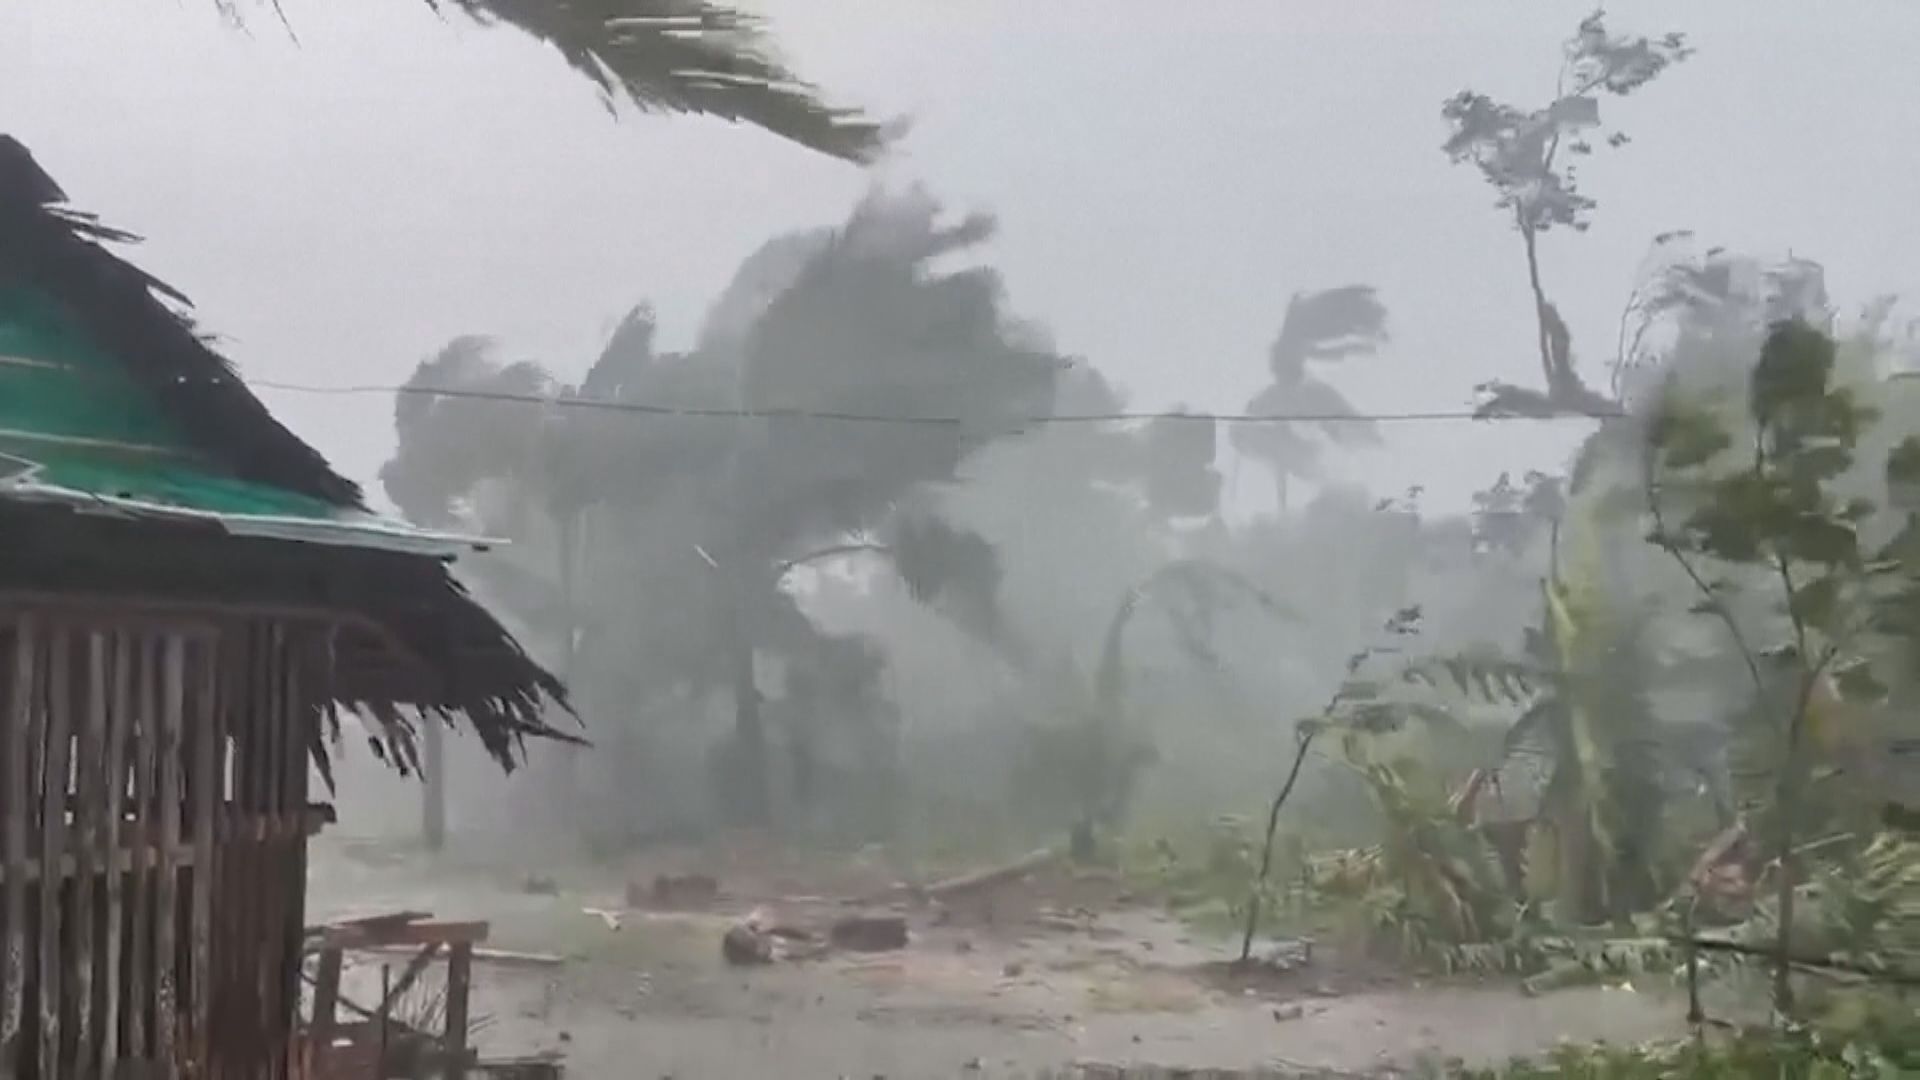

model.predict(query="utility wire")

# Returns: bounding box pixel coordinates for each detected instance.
[250,379,1629,427]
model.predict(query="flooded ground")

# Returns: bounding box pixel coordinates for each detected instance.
[305,833,1688,1079]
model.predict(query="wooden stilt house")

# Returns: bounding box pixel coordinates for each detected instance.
[0,137,571,1077]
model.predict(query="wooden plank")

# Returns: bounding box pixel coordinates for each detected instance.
[125,637,154,1065]
[152,633,184,1071]
[189,639,217,1073]
[2,622,37,1072]
[442,942,473,1080]
[39,625,71,1078]
[70,633,107,1078]
[316,922,491,952]
[100,631,130,1070]
[355,945,559,969]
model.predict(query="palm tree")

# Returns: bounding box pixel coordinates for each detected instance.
[1231,286,1387,513]
[210,0,887,162]
[385,189,1062,829]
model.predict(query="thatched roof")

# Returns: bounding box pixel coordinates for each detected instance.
[0,135,572,771]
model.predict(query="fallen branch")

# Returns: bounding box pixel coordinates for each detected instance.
[1668,936,1920,987]
[920,847,1061,900]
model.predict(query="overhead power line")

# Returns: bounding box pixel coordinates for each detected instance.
[251,379,1629,427]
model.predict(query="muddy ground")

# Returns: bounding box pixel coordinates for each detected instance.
[305,833,1689,1079]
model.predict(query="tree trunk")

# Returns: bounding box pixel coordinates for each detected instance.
[549,510,585,821]
[1520,221,1556,393]
[1556,805,1604,925]
[726,595,771,826]
[1770,687,1813,1020]
[422,719,447,851]
[1240,728,1317,963]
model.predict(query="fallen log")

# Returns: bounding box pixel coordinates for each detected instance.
[920,847,1061,900]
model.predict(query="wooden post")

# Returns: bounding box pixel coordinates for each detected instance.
[2,622,36,1073]
[307,947,342,1074]
[443,942,473,1080]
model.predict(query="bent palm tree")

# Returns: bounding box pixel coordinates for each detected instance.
[1231,286,1388,513]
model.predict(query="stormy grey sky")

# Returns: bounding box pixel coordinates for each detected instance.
[4,0,1917,512]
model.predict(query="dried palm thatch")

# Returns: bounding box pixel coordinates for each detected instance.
[0,135,572,773]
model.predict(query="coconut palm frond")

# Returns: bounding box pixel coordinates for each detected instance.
[213,0,888,161]
[439,0,889,161]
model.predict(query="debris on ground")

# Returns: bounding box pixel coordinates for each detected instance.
[723,923,775,966]
[1034,906,1099,933]
[302,910,566,1079]
[583,907,623,931]
[631,872,721,909]
[914,847,1063,903]
[1230,937,1315,976]
[521,874,560,896]
[830,913,910,951]
[723,908,833,965]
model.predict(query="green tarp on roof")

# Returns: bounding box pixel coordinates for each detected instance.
[0,285,491,557]
[0,285,192,453]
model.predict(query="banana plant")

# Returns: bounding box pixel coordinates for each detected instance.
[1404,512,1667,924]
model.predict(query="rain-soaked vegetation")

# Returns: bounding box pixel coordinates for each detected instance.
[6,2,1914,1076]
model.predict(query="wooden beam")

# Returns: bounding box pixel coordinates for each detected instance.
[315,921,490,953]
[443,942,473,1080]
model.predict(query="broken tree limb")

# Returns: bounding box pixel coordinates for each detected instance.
[919,848,1062,900]
[1666,936,1920,987]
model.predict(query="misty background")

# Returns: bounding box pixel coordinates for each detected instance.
[8,0,1917,516]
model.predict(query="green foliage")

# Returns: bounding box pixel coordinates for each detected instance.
[1646,317,1920,1017]
[1316,754,1521,967]
[1432,1018,1918,1078]
[1444,10,1693,415]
